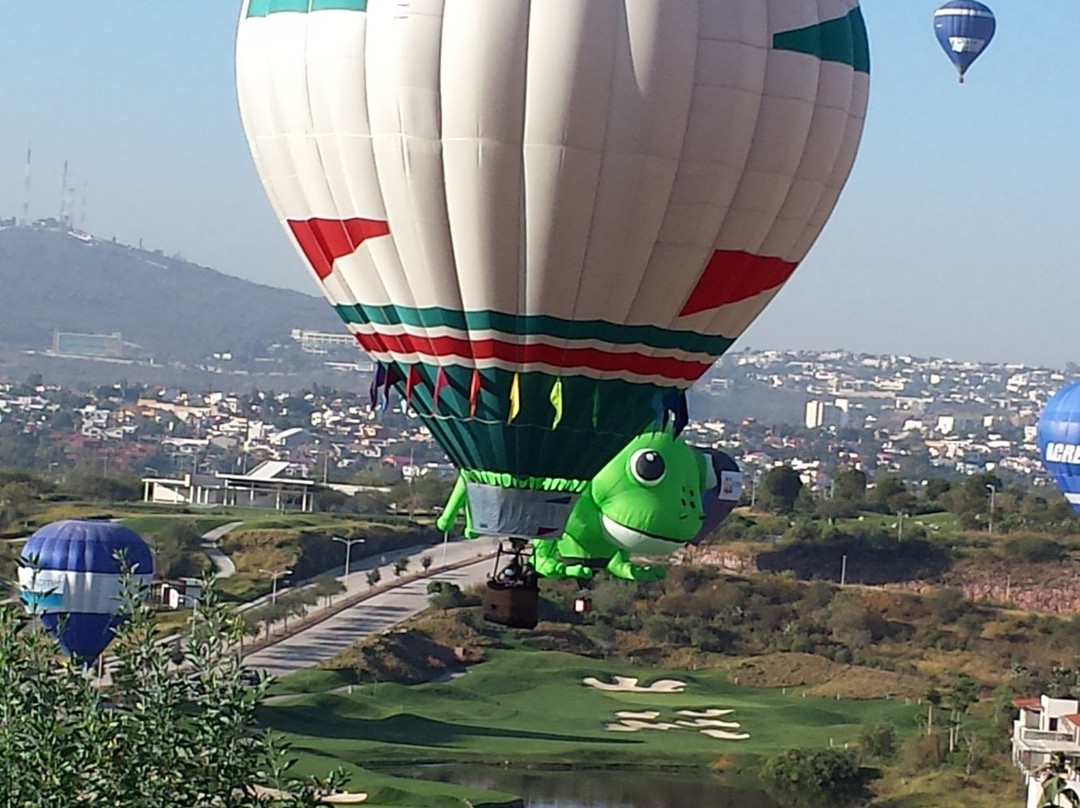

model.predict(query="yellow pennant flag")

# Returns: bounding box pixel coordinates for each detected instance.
[508,373,521,423]
[550,378,564,429]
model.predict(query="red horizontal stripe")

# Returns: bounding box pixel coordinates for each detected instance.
[679,250,798,317]
[353,332,710,384]
[288,217,390,280]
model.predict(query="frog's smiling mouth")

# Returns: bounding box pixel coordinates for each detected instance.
[601,514,684,546]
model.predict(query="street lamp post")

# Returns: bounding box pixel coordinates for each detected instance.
[986,484,996,534]
[897,512,906,542]
[332,536,365,583]
[258,568,291,605]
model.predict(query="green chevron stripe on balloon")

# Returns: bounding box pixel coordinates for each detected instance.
[774,6,871,74]
[246,0,365,17]
[392,363,664,481]
[335,303,734,358]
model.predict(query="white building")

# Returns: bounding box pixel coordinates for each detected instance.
[1012,695,1080,808]
[142,461,316,512]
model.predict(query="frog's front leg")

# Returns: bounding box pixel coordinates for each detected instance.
[532,540,594,580]
[606,551,667,582]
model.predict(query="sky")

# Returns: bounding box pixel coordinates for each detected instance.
[1,1,1077,368]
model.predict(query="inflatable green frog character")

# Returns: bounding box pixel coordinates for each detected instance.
[436,429,742,582]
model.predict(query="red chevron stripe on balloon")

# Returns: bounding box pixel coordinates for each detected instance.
[679,250,798,317]
[288,218,390,280]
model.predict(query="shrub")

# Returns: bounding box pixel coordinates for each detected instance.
[761,748,866,808]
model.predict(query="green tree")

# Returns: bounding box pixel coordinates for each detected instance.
[1035,753,1080,808]
[421,555,433,572]
[393,556,410,578]
[860,722,897,761]
[759,465,803,514]
[0,577,344,805]
[761,748,866,808]
[833,468,867,502]
[365,567,382,587]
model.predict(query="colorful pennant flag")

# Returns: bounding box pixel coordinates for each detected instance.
[550,378,564,429]
[650,390,665,429]
[369,363,387,410]
[381,364,403,413]
[662,390,689,437]
[508,373,521,423]
[469,369,482,417]
[433,367,449,414]
[404,365,420,408]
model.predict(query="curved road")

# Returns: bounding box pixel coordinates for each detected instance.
[201,521,243,578]
[244,537,499,678]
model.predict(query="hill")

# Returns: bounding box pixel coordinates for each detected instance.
[0,226,342,364]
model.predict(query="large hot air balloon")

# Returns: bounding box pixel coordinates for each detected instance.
[18,520,154,664]
[934,1,996,83]
[236,0,871,539]
[1037,382,1080,515]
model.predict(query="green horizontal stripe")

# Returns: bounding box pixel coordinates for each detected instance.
[246,0,366,17]
[773,6,871,74]
[335,304,733,357]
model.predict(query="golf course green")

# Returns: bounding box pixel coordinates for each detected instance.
[260,648,920,805]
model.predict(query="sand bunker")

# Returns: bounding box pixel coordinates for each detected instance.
[582,676,687,693]
[250,786,367,804]
[616,710,660,720]
[677,709,733,718]
[676,719,741,729]
[604,719,681,732]
[700,729,750,741]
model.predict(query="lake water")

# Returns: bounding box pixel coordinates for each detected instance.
[395,765,782,808]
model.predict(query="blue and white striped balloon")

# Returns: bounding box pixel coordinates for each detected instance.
[934,1,996,83]
[18,520,154,664]
[1038,384,1080,516]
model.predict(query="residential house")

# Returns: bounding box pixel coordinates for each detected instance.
[1012,695,1080,808]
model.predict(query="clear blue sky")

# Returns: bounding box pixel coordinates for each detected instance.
[1,2,1077,367]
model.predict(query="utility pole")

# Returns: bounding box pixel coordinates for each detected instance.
[897,512,905,542]
[840,554,848,586]
[22,143,31,225]
[59,160,69,227]
[986,483,996,534]
[332,536,365,583]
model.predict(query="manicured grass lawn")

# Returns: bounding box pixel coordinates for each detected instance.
[261,649,920,779]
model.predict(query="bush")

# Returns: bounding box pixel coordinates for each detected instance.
[761,748,866,808]
[1003,536,1066,564]
[860,722,897,761]
[902,733,946,772]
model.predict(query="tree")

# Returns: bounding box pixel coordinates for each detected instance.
[311,575,347,607]
[393,556,410,578]
[427,581,465,610]
[365,568,382,588]
[1035,753,1080,808]
[421,555,433,572]
[0,576,344,805]
[860,723,897,761]
[833,468,867,502]
[759,466,803,514]
[761,748,866,808]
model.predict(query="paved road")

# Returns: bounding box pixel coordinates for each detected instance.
[200,521,243,578]
[244,537,498,678]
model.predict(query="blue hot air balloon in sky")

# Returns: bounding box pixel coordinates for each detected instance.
[18,520,154,664]
[1037,383,1080,515]
[934,1,997,83]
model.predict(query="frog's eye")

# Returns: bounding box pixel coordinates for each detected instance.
[629,449,666,487]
